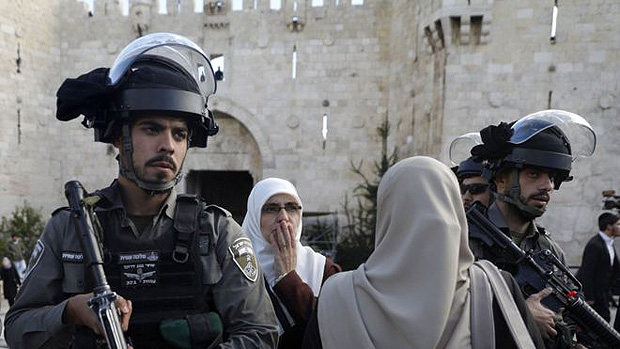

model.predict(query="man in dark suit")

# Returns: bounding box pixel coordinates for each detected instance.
[576,212,620,322]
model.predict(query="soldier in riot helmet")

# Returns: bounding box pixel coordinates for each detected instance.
[449,132,493,211]
[5,33,278,348]
[469,109,596,347]
[456,157,492,210]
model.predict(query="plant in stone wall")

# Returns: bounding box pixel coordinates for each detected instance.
[0,202,46,261]
[336,118,398,271]
[302,214,339,259]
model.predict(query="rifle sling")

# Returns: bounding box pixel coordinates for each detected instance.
[470,263,495,349]
[475,260,536,349]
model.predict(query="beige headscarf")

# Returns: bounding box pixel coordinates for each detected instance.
[318,156,475,348]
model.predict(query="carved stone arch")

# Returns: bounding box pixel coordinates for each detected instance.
[179,100,269,220]
[209,96,275,169]
[179,96,272,209]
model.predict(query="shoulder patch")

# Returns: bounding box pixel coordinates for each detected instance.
[228,237,258,282]
[24,240,45,280]
[205,204,232,218]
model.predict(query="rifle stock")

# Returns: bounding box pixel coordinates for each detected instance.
[65,180,128,349]
[466,202,620,348]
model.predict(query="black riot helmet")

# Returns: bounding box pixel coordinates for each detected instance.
[471,109,596,219]
[449,132,484,180]
[455,157,484,180]
[56,33,219,193]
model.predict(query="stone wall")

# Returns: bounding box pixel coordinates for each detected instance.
[0,0,392,215]
[389,0,619,264]
[0,0,617,264]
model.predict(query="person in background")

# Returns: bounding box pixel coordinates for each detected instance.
[303,156,543,349]
[243,178,341,348]
[449,132,492,211]
[576,212,620,322]
[7,234,26,281]
[454,156,493,211]
[1,257,21,307]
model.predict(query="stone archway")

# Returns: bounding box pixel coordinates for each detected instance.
[181,109,264,222]
[208,96,274,169]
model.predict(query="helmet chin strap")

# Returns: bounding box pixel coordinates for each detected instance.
[118,124,183,195]
[494,169,544,221]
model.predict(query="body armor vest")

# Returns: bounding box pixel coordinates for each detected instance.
[98,195,209,347]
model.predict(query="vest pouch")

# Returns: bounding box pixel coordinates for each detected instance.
[160,312,223,349]
[61,254,86,294]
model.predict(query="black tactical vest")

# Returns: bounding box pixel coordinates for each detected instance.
[98,195,209,347]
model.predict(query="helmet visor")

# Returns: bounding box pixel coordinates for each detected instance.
[449,132,482,165]
[108,33,216,99]
[509,109,596,159]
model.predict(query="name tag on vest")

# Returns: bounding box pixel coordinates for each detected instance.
[119,251,159,288]
[62,251,84,263]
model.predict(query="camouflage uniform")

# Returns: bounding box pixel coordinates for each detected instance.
[5,181,278,348]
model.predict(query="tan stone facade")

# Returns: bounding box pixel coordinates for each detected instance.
[0,0,617,264]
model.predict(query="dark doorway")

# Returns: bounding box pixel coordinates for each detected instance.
[186,170,254,224]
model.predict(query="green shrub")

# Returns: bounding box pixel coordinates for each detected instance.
[0,202,46,259]
[336,119,398,270]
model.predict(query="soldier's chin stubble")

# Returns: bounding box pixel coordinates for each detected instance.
[153,172,170,182]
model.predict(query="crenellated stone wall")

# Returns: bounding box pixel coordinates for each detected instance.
[387,0,620,264]
[0,0,617,264]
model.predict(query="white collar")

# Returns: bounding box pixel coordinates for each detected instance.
[598,231,614,244]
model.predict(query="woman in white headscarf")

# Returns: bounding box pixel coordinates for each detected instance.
[242,178,341,348]
[302,156,543,349]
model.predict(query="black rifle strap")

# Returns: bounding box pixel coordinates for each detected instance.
[173,194,200,264]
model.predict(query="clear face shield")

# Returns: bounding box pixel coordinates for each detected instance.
[107,32,216,100]
[495,110,597,219]
[107,33,218,193]
[509,109,597,161]
[449,132,483,166]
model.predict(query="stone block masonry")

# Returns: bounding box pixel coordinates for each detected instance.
[0,0,617,265]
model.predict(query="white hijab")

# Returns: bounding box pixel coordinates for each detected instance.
[318,156,475,348]
[242,178,326,294]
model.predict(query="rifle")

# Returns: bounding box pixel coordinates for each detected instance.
[466,201,620,348]
[65,180,128,349]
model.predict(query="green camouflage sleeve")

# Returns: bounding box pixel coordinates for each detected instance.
[203,207,279,348]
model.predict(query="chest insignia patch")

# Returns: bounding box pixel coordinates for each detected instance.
[229,237,258,282]
[62,251,84,263]
[119,251,159,288]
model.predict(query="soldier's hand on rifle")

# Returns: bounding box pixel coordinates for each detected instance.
[525,287,558,340]
[64,293,133,334]
[115,295,132,331]
[270,221,297,281]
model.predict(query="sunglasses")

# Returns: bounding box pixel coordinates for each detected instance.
[460,183,489,195]
[261,203,302,214]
